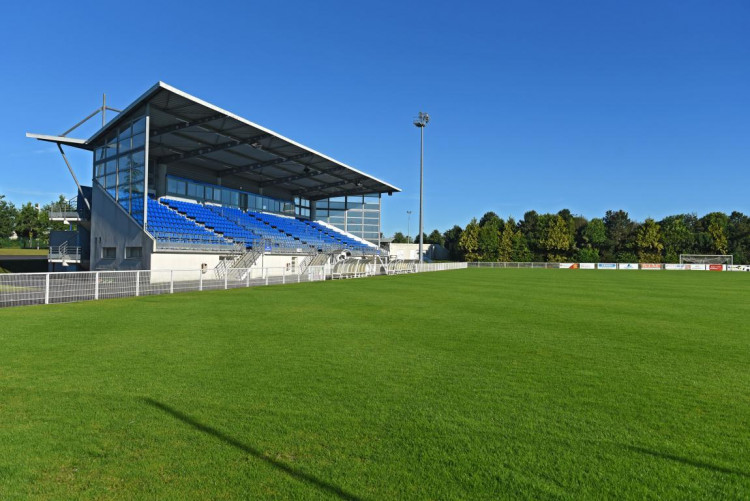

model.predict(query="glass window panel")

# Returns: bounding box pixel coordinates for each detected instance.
[131,166,144,183]
[167,178,178,194]
[132,149,145,167]
[187,182,200,199]
[176,180,187,196]
[131,132,145,150]
[132,117,146,135]
[118,124,132,140]
[105,173,117,189]
[118,137,131,154]
[221,189,232,205]
[329,201,346,210]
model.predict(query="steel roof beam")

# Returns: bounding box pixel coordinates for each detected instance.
[156,133,271,164]
[221,153,313,176]
[257,166,347,187]
[150,113,225,138]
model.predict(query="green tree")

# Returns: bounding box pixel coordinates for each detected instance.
[576,247,600,263]
[0,195,17,239]
[518,210,544,260]
[728,211,750,265]
[15,202,42,240]
[541,215,571,262]
[702,212,729,254]
[603,210,634,258]
[635,218,664,262]
[413,232,428,245]
[392,232,408,243]
[511,232,533,262]
[582,218,606,248]
[426,229,445,246]
[660,215,694,262]
[479,211,502,228]
[498,219,515,262]
[477,219,500,261]
[458,219,480,261]
[443,225,464,261]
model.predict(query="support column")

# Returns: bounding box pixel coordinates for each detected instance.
[155,164,167,198]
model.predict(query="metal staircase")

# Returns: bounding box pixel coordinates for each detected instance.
[213,247,263,279]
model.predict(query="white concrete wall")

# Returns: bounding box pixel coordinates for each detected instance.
[386,243,449,260]
[150,252,222,272]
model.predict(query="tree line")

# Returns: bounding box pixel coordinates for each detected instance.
[0,194,68,247]
[393,209,750,264]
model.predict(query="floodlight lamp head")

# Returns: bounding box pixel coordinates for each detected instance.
[413,111,430,127]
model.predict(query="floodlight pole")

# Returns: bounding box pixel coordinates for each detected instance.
[413,112,429,263]
[407,210,412,244]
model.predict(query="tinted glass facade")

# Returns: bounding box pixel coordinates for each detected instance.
[315,194,381,243]
[93,115,147,223]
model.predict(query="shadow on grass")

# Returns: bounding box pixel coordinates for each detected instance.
[624,445,749,478]
[142,398,363,501]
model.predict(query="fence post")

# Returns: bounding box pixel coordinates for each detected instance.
[199,271,203,291]
[283,268,286,284]
[44,273,50,304]
[135,271,140,297]
[297,272,301,283]
[224,272,228,290]
[246,269,250,287]
[94,272,100,300]
[265,268,269,286]
[170,271,174,294]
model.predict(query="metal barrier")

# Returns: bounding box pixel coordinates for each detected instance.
[468,262,561,269]
[0,262,469,309]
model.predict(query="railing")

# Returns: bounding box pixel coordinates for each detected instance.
[467,262,561,269]
[466,262,750,271]
[48,198,89,221]
[0,262,469,308]
[48,243,81,263]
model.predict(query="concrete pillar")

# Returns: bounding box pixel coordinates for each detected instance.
[155,164,167,198]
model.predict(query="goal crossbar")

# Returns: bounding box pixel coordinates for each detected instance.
[679,254,733,265]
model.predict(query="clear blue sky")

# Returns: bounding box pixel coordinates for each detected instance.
[1,1,748,237]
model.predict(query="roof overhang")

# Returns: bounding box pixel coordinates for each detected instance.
[25,133,92,149]
[28,82,400,200]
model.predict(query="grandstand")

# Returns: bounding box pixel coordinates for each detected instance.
[28,82,399,273]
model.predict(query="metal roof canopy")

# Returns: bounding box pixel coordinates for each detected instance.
[30,82,400,201]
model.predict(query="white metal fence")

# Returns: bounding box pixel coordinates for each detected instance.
[467,262,561,269]
[0,261,468,309]
[467,262,750,271]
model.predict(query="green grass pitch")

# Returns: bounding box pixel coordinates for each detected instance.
[1,268,748,499]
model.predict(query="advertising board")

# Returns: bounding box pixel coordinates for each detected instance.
[728,265,750,272]
[579,263,596,270]
[598,263,617,270]
[618,263,639,270]
[686,264,707,271]
[708,264,725,271]
[664,264,686,270]
[640,263,661,270]
[559,263,579,269]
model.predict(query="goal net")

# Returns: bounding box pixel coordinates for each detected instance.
[679,254,733,265]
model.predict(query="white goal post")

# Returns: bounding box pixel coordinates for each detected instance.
[679,254,733,266]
